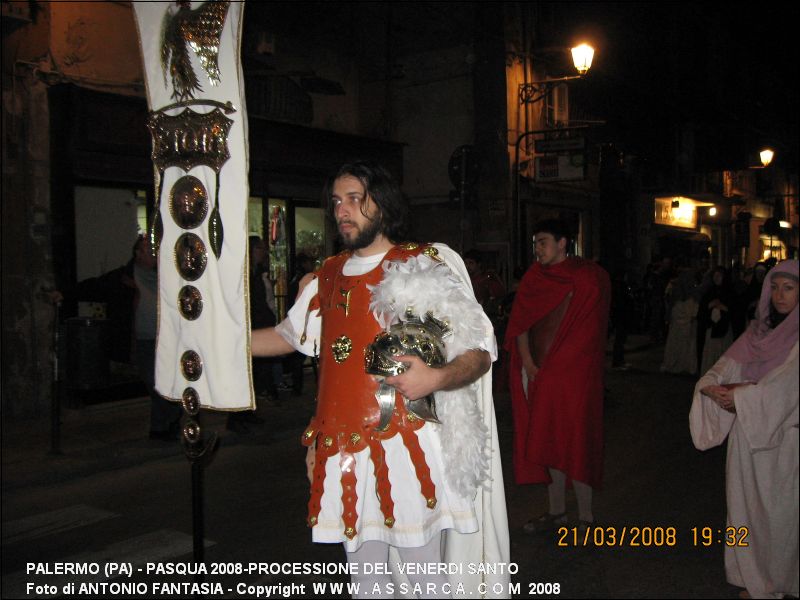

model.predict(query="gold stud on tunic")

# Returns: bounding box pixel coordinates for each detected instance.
[344,527,356,539]
[384,517,395,528]
[323,436,333,448]
[350,433,361,445]
[426,497,437,509]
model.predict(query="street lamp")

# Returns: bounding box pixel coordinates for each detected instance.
[758,148,783,258]
[518,43,595,104]
[750,148,775,169]
[514,43,595,267]
[571,43,595,75]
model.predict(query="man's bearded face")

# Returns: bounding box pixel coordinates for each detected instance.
[332,175,383,251]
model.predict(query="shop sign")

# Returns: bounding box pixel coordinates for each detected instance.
[654,197,697,229]
[535,137,586,153]
[534,153,585,182]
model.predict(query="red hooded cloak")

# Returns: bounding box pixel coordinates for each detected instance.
[504,258,611,488]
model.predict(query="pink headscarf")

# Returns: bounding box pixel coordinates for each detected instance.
[725,259,799,381]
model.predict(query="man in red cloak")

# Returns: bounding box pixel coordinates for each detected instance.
[504,219,610,533]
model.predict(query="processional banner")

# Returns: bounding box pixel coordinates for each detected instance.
[133,1,253,410]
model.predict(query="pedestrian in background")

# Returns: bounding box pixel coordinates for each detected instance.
[227,236,273,434]
[132,236,182,441]
[744,262,769,323]
[698,266,735,375]
[646,257,673,343]
[690,259,798,600]
[610,268,635,370]
[730,265,753,339]
[464,248,507,330]
[283,253,316,395]
[660,269,699,374]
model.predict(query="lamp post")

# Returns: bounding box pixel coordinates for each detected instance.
[754,148,783,261]
[514,44,595,268]
[517,44,595,104]
[749,149,795,262]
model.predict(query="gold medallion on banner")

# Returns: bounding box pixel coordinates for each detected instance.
[178,285,203,320]
[181,387,201,415]
[170,176,208,229]
[181,350,203,381]
[174,233,208,281]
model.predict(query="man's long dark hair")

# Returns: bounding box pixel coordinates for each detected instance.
[322,160,409,243]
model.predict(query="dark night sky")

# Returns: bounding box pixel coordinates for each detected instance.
[562,2,799,170]
[245,2,798,172]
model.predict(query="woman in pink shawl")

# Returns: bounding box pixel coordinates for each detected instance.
[690,260,798,599]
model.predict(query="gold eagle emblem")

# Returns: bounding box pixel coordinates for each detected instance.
[160,1,230,101]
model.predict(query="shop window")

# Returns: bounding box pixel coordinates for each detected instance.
[295,206,325,269]
[266,199,289,318]
[136,190,148,234]
[74,186,141,282]
[759,236,787,262]
[545,84,569,128]
[248,196,265,238]
[248,198,327,318]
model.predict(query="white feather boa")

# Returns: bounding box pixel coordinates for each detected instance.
[369,253,491,498]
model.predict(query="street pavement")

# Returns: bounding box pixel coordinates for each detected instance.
[1,336,745,599]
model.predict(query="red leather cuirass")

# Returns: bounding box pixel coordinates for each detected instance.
[301,243,440,539]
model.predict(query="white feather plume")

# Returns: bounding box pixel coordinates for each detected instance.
[369,254,490,497]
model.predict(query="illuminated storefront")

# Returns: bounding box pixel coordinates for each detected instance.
[648,195,715,268]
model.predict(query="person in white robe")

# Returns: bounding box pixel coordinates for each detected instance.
[690,259,798,599]
[661,269,699,374]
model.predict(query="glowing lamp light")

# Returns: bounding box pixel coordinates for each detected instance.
[571,44,594,75]
[760,148,774,167]
[780,220,791,229]
[672,202,694,222]
[708,207,717,216]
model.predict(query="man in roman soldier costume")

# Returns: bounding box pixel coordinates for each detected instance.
[252,161,509,596]
[505,219,611,535]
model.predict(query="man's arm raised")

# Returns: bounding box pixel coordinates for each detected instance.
[384,349,491,401]
[251,327,295,357]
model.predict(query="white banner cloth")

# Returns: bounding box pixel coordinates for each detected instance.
[133,1,253,410]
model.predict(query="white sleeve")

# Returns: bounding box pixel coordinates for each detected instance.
[733,344,799,452]
[433,243,498,362]
[274,277,320,356]
[689,355,740,450]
